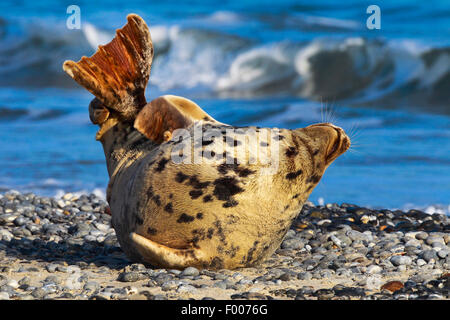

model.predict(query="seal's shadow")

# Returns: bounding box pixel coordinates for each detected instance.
[0,237,131,270]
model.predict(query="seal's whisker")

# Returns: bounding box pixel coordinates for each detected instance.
[320,97,324,123]
[327,98,338,124]
[348,148,364,155]
[325,103,335,124]
[347,122,361,138]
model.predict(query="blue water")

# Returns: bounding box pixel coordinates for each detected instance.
[0,1,449,213]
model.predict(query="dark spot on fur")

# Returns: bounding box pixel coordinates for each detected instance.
[151,195,161,206]
[245,240,260,264]
[217,161,255,178]
[209,257,224,269]
[146,186,154,198]
[306,185,314,192]
[135,216,144,225]
[203,195,213,202]
[207,228,214,239]
[128,136,148,150]
[164,202,173,213]
[313,149,320,156]
[217,162,238,175]
[169,193,173,199]
[213,177,244,202]
[307,174,322,184]
[147,227,157,235]
[190,228,207,248]
[224,244,239,258]
[237,168,255,177]
[286,169,303,180]
[154,158,169,172]
[285,146,298,157]
[226,214,239,225]
[175,172,189,183]
[292,193,300,199]
[214,220,226,243]
[177,213,195,223]
[196,212,203,219]
[223,199,239,208]
[260,141,269,147]
[275,135,285,140]
[189,189,203,199]
[188,176,210,189]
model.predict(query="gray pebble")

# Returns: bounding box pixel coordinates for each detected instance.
[168,269,182,276]
[415,232,428,240]
[83,281,100,292]
[281,238,304,250]
[347,230,368,242]
[161,280,179,291]
[45,264,58,273]
[297,272,312,280]
[180,267,199,277]
[390,255,412,266]
[80,205,93,212]
[18,276,31,286]
[117,272,147,282]
[213,281,228,289]
[421,250,438,262]
[416,258,427,266]
[437,249,449,259]
[31,288,47,299]
[177,284,196,293]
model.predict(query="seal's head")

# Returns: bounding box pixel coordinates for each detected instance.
[88,98,118,141]
[273,122,351,200]
[301,122,350,167]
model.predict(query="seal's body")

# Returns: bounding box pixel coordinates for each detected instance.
[63,14,350,269]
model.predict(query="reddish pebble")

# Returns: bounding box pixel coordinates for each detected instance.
[381,281,404,293]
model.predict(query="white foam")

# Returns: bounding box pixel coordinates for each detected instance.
[54,188,106,200]
[217,43,298,92]
[206,11,242,24]
[82,23,113,50]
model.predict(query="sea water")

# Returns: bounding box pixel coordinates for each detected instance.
[0,0,448,213]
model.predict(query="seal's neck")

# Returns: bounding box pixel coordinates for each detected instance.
[98,121,153,178]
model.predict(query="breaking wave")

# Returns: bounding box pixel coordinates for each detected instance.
[0,16,449,113]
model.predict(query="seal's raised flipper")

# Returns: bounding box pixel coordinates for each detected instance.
[130,232,206,269]
[63,14,153,122]
[134,95,223,143]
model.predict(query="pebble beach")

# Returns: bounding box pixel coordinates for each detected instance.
[0,190,448,300]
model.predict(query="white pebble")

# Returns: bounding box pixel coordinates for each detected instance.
[62,193,74,200]
[7,279,19,288]
[416,258,427,266]
[366,265,382,274]
[0,292,10,300]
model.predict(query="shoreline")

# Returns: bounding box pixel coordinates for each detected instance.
[0,190,448,300]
